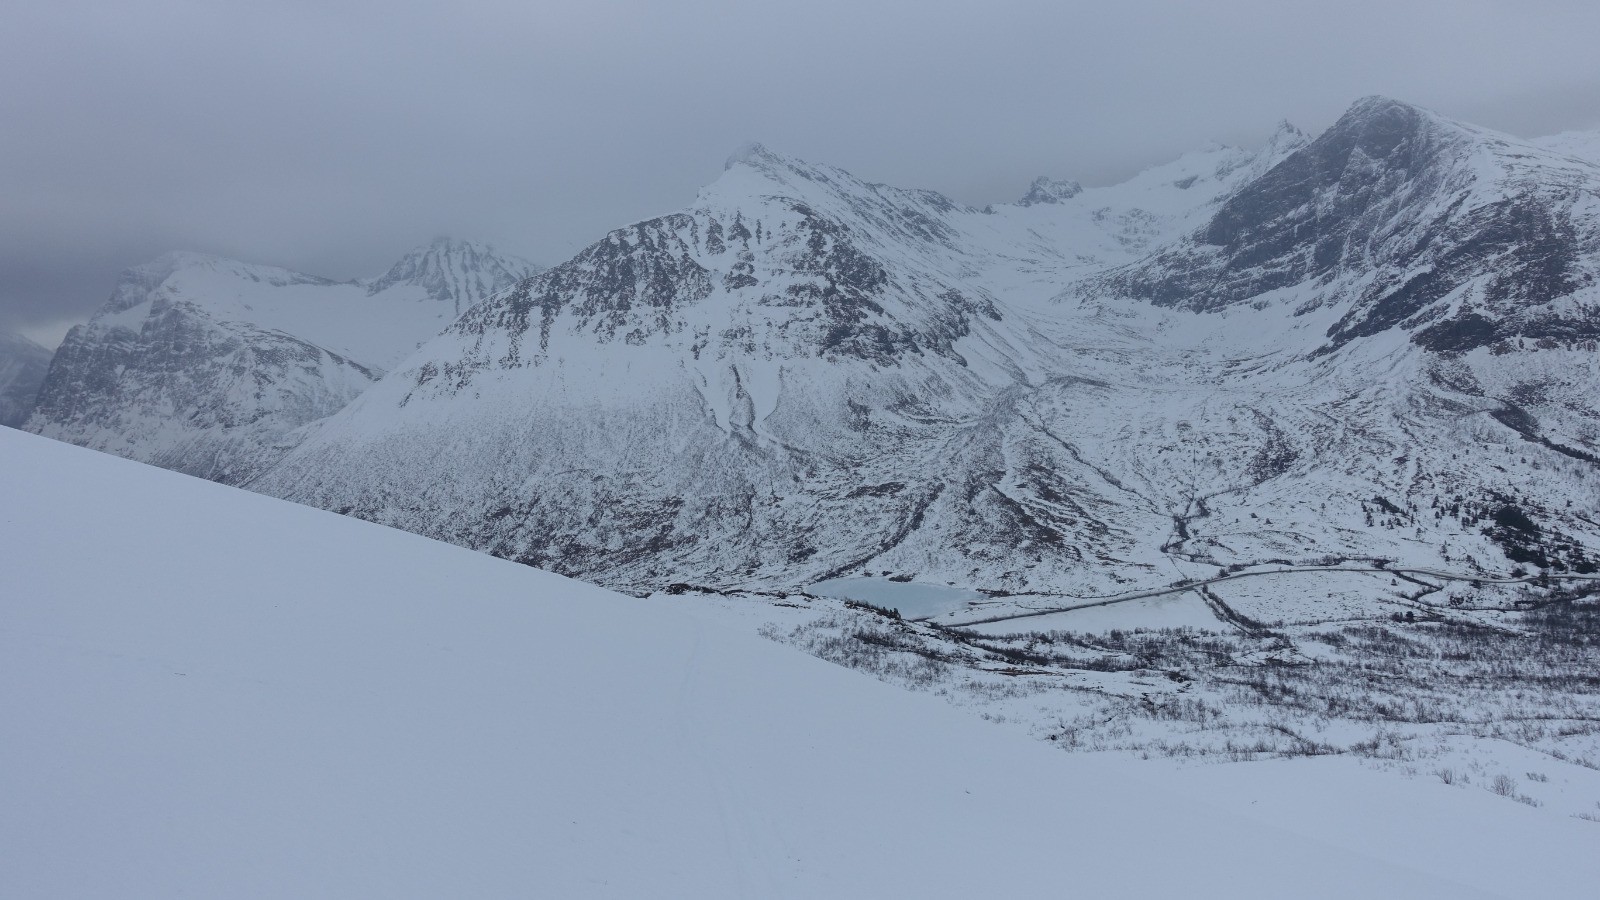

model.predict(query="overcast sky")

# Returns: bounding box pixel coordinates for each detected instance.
[4,0,1600,346]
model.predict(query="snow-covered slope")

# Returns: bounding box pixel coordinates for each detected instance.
[1535,126,1600,166]
[5,425,1596,898]
[0,329,51,427]
[23,239,541,482]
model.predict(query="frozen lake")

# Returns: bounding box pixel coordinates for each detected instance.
[808,577,986,619]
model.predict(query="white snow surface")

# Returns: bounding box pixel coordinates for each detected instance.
[1534,126,1600,166]
[6,426,1597,898]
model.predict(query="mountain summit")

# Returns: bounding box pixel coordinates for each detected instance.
[364,237,542,315]
[1016,176,1084,206]
[1087,95,1600,355]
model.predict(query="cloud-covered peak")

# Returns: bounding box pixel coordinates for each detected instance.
[1016,176,1084,207]
[366,238,543,314]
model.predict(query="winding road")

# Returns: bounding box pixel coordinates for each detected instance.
[938,564,1600,628]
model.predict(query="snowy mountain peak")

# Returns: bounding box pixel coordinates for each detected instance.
[364,237,543,315]
[1262,119,1309,154]
[1344,94,1422,117]
[1016,176,1084,206]
[1082,92,1600,361]
[719,141,824,179]
[724,141,779,170]
[1322,95,1461,159]
[711,142,878,201]
[1270,118,1303,138]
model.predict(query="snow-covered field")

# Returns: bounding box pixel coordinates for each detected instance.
[5,427,1600,898]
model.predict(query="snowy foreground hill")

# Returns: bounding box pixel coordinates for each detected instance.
[4,426,1598,898]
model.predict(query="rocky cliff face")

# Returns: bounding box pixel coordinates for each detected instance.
[1083,98,1600,355]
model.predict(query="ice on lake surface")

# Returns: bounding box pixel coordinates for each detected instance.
[809,577,985,618]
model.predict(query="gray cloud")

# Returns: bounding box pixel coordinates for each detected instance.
[5,0,1600,345]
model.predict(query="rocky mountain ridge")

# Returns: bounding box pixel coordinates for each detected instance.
[28,98,1600,609]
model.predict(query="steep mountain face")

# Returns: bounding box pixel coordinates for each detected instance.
[1086,98,1600,355]
[0,330,53,428]
[25,241,539,482]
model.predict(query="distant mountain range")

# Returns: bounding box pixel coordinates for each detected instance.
[21,98,1600,600]
[21,238,540,482]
